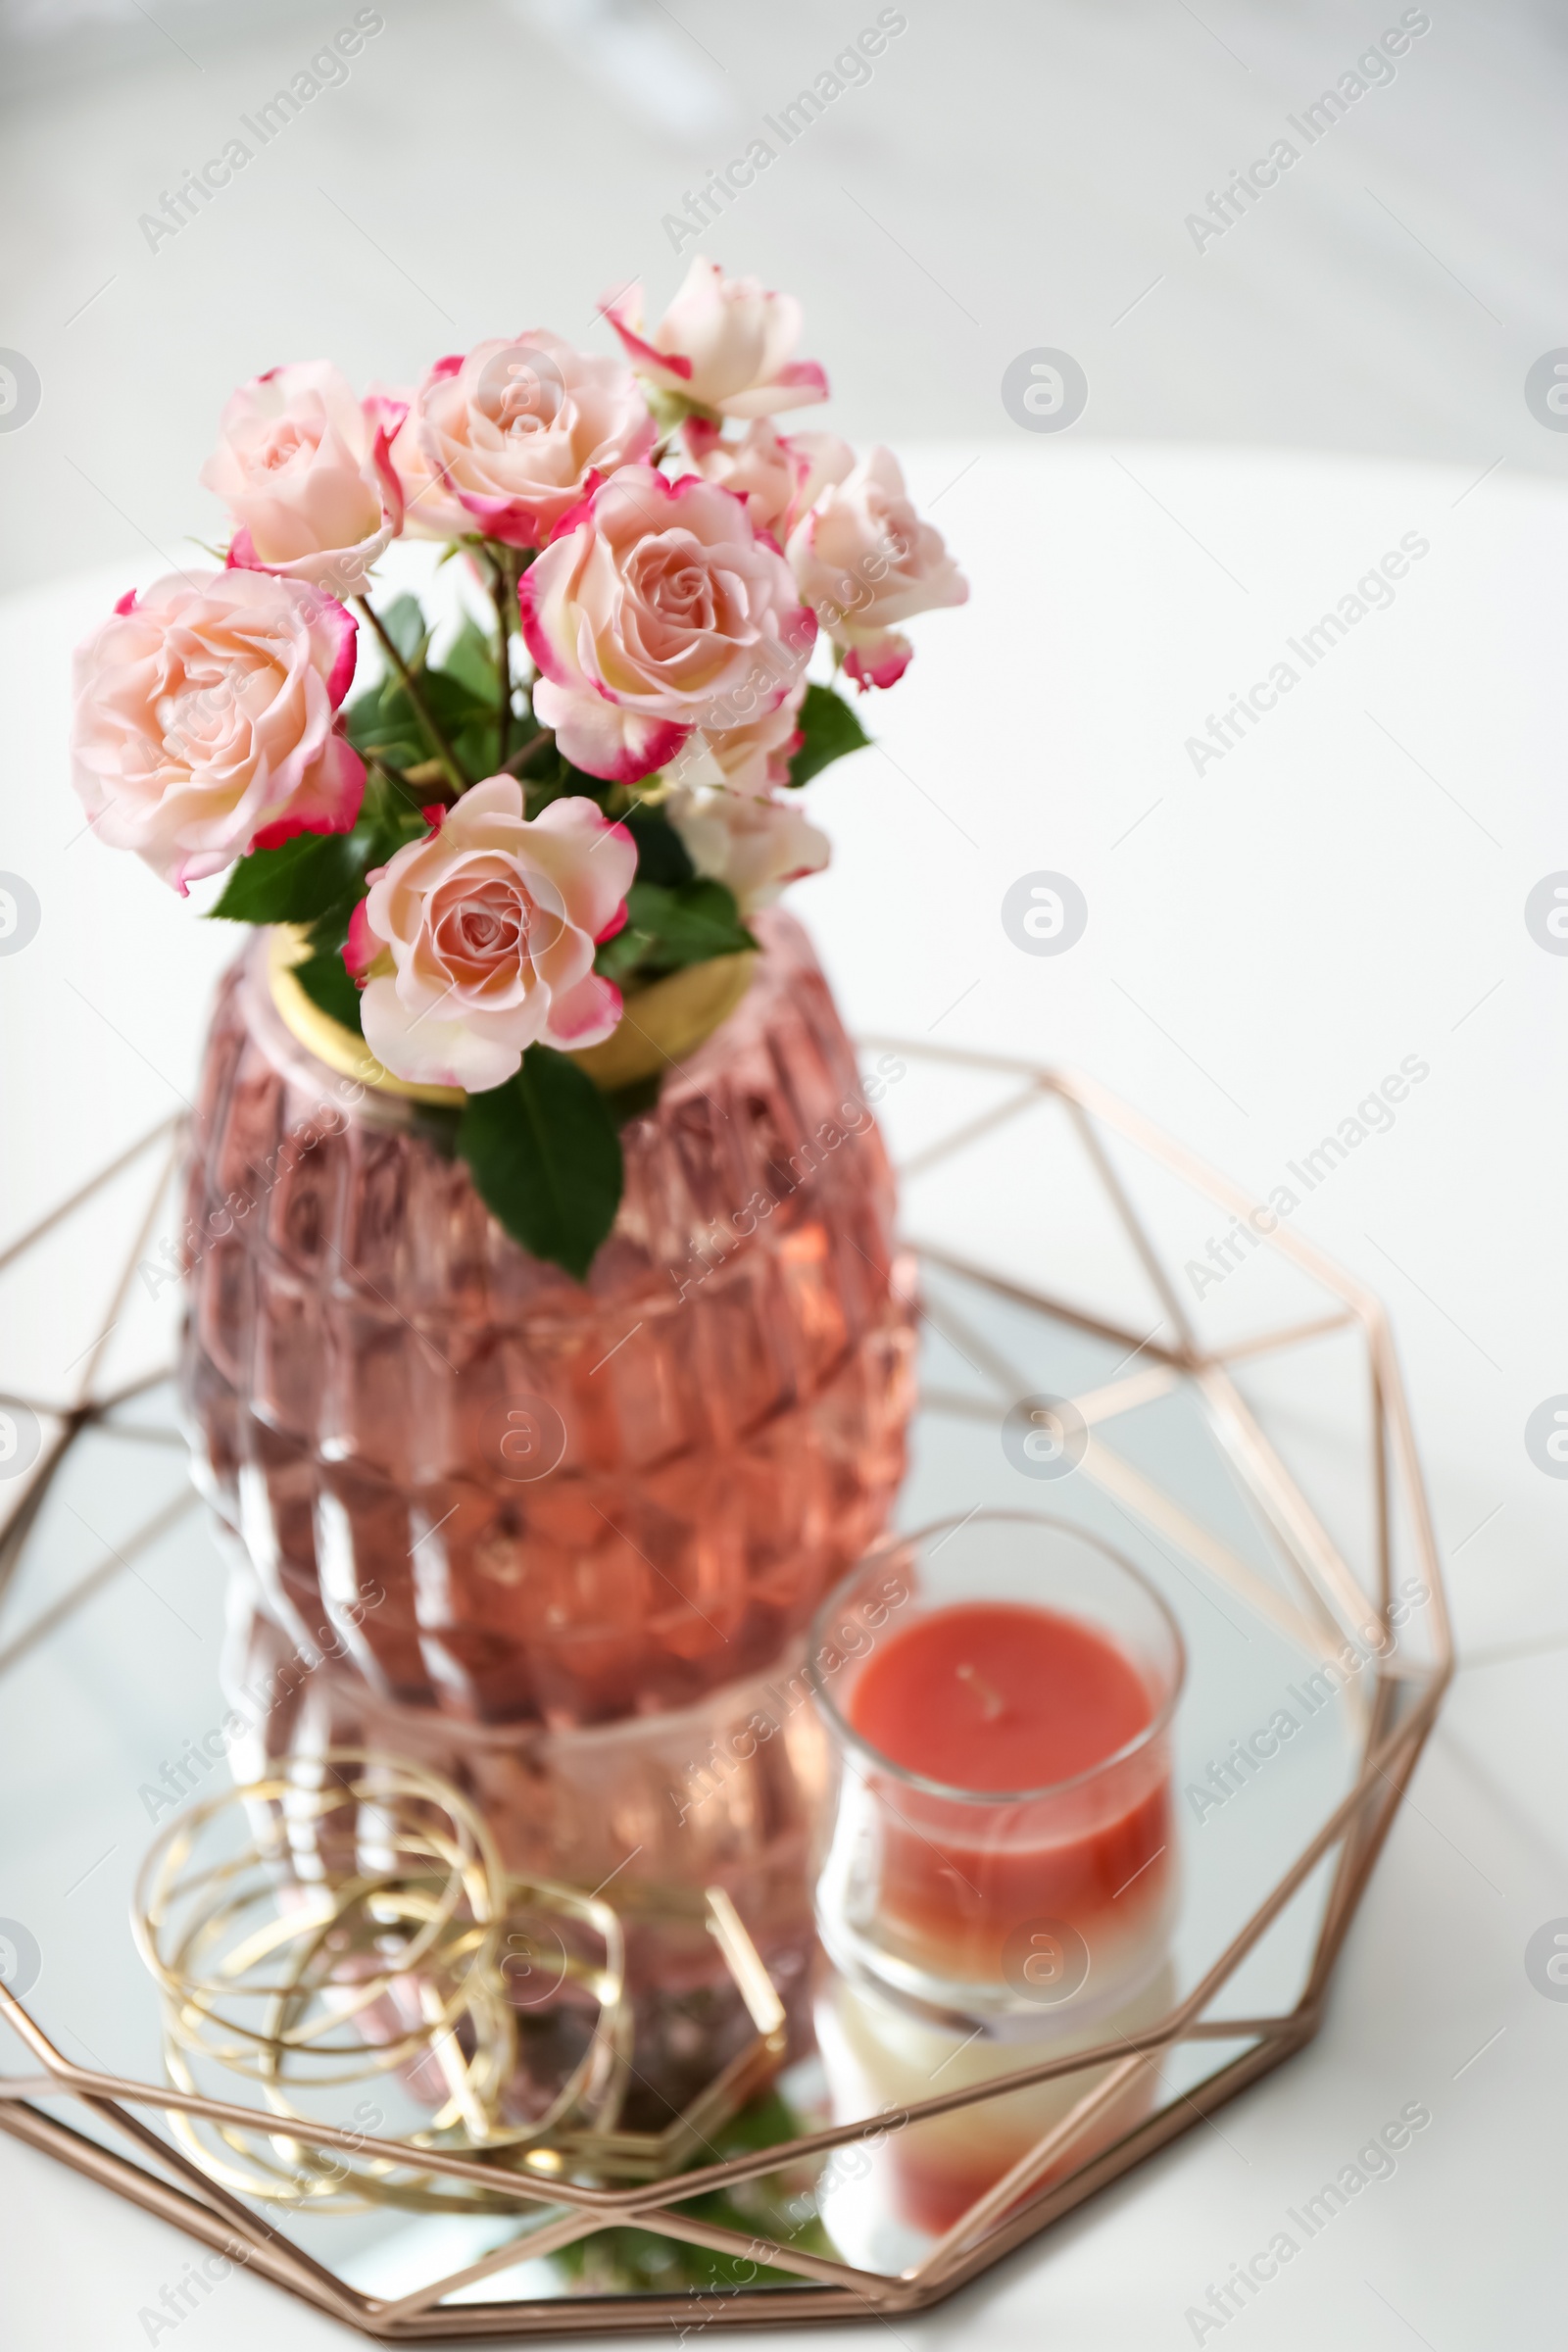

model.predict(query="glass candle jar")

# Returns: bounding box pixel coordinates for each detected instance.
[808,1512,1185,2029]
[813,1958,1178,2246]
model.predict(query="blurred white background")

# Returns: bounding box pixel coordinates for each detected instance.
[3,0,1568,587]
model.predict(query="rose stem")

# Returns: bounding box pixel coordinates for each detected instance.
[366,756,426,818]
[354,596,467,796]
[502,728,557,780]
[489,548,517,770]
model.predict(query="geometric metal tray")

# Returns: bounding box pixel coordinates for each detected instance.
[0,1041,1451,2334]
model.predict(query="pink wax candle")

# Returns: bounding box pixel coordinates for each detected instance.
[809,1515,1184,2020]
[848,1600,1170,1984]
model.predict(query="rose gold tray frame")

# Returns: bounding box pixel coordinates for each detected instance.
[0,1044,1452,2338]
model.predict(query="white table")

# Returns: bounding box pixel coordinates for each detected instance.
[2,442,1564,2348]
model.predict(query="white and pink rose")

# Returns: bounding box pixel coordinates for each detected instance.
[787,445,967,689]
[70,568,363,893]
[519,466,815,785]
[397,331,655,551]
[683,416,853,545]
[666,785,829,913]
[603,260,828,420]
[201,362,405,596]
[351,778,635,1091]
[656,683,819,909]
[661,682,806,800]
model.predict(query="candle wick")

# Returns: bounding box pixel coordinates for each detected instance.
[956,1661,1004,1722]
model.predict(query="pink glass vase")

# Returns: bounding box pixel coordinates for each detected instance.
[179,909,915,1730]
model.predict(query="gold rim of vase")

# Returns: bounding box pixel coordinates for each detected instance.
[266,925,758,1104]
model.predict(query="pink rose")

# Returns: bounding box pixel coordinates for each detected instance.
[382,398,472,542]
[662,683,805,799]
[200,362,404,596]
[70,569,363,893]
[519,466,815,785]
[787,446,967,689]
[603,260,828,419]
[405,332,655,551]
[666,785,829,913]
[356,778,635,1091]
[684,417,853,543]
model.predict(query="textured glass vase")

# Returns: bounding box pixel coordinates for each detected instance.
[179,908,916,1729]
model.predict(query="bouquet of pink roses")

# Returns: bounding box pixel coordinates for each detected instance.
[69,260,966,1278]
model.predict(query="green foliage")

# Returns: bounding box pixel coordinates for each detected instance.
[376,592,428,666]
[787,680,870,789]
[549,2090,841,2294]
[457,1047,623,1283]
[208,774,432,1048]
[342,672,427,774]
[596,878,755,986]
[423,667,499,784]
[208,830,366,925]
[209,774,429,934]
[291,944,366,1035]
[344,661,495,785]
[620,803,696,888]
[436,612,500,703]
[340,598,505,784]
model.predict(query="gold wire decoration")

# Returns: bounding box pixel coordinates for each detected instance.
[126,1750,787,2216]
[132,1750,632,2213]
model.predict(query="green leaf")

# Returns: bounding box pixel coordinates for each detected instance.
[424,667,497,787]
[292,946,365,1036]
[634,879,755,969]
[787,680,870,789]
[210,773,430,930]
[622,804,696,888]
[377,593,428,668]
[420,667,492,735]
[438,614,501,703]
[343,677,425,771]
[347,603,499,786]
[549,2089,839,2290]
[353,670,493,784]
[301,901,351,960]
[458,1047,623,1283]
[451,726,500,786]
[596,879,755,985]
[209,831,364,924]
[356,770,434,861]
